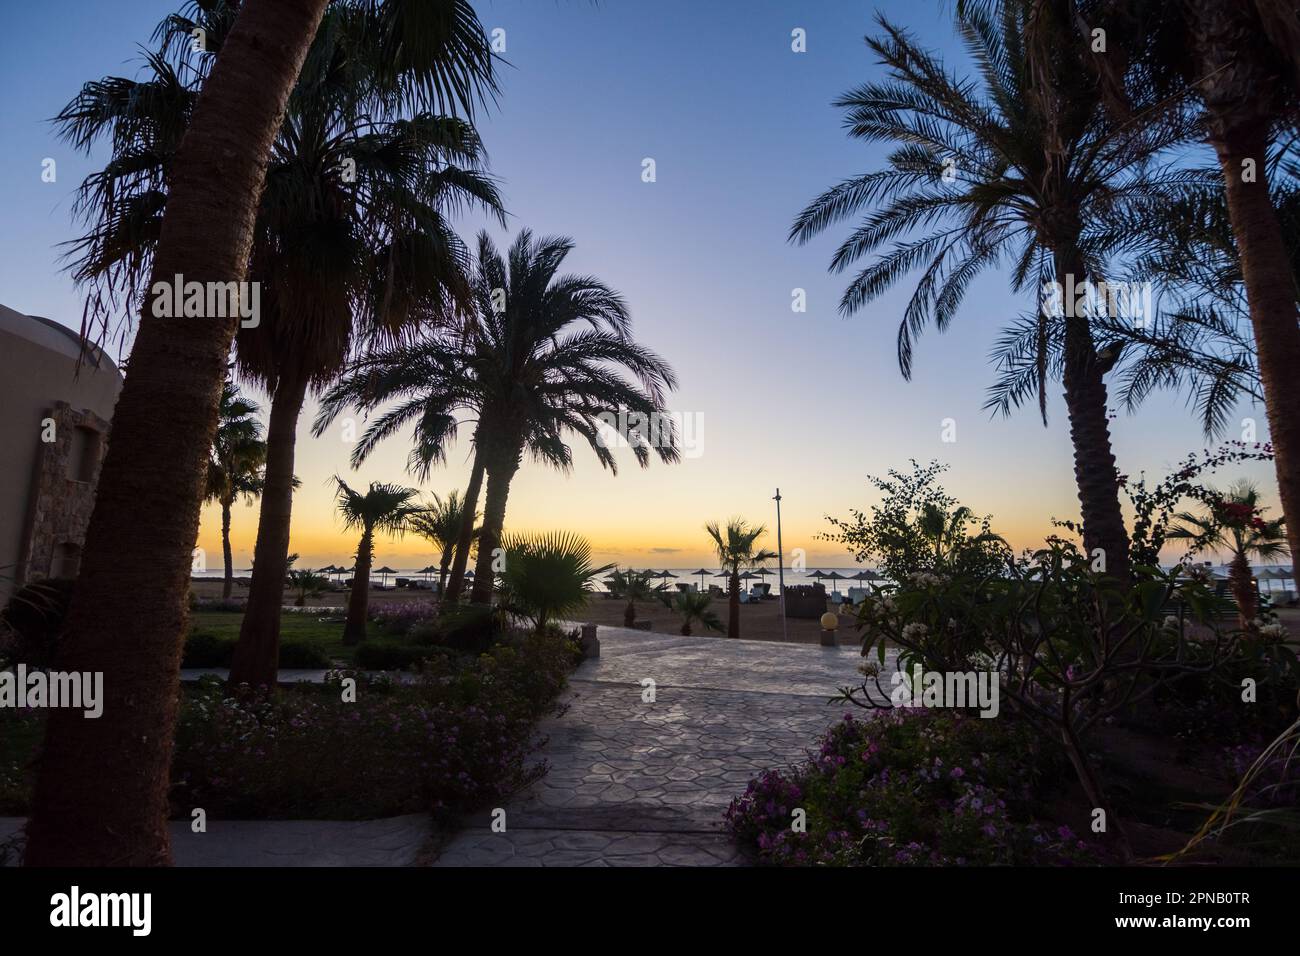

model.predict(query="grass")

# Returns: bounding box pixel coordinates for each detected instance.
[189,609,383,665]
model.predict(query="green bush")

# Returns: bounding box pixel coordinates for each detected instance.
[182,633,331,669]
[354,640,435,671]
[170,630,580,819]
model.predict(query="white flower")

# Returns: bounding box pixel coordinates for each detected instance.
[901,622,929,641]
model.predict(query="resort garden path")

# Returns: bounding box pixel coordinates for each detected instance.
[431,624,896,867]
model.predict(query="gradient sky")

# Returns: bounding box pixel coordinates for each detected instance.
[0,0,1280,571]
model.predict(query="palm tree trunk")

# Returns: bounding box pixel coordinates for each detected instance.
[469,452,520,604]
[444,440,486,603]
[1227,552,1258,629]
[1215,124,1300,591]
[23,0,328,868]
[1056,255,1131,585]
[437,549,452,599]
[230,371,308,687]
[221,498,234,600]
[624,599,637,628]
[343,528,374,645]
[728,570,740,638]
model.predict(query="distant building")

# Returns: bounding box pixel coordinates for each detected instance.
[0,304,123,599]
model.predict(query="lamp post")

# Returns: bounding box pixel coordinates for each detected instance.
[774,488,787,643]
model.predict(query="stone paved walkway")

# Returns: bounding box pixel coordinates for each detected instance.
[432,626,893,866]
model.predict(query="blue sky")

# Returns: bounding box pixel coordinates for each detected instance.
[0,0,1279,569]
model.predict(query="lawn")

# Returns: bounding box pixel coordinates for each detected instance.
[187,609,382,666]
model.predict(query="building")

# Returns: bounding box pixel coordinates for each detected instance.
[0,304,123,600]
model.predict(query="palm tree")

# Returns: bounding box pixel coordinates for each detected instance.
[286,568,329,607]
[497,531,613,633]
[790,4,1191,585]
[407,490,476,598]
[204,382,266,599]
[331,478,424,645]
[24,0,332,868]
[314,229,681,607]
[56,1,501,691]
[660,590,723,636]
[605,568,667,628]
[705,519,777,639]
[1167,480,1289,628]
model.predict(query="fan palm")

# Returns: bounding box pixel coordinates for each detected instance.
[660,590,723,637]
[286,568,330,607]
[705,519,777,639]
[204,382,267,598]
[605,568,667,628]
[25,0,336,867]
[315,229,681,606]
[1167,480,1289,627]
[331,477,425,644]
[54,1,504,688]
[407,490,477,597]
[497,531,613,633]
[790,3,1195,584]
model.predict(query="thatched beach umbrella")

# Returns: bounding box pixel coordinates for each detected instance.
[824,571,847,593]
[691,568,712,591]
[375,565,397,587]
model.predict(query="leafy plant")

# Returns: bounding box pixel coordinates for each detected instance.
[605,568,668,628]
[660,590,723,636]
[823,460,1009,582]
[286,570,330,608]
[496,531,612,633]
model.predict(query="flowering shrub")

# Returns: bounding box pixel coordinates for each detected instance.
[726,710,1101,865]
[169,630,579,820]
[371,600,440,638]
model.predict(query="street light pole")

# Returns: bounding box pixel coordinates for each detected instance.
[774,487,787,643]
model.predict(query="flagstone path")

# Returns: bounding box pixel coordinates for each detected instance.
[0,626,895,867]
[431,625,894,866]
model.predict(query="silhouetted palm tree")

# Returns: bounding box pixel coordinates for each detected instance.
[331,478,424,644]
[497,531,613,633]
[25,0,333,868]
[705,519,777,639]
[27,0,496,866]
[204,382,266,598]
[407,490,477,597]
[1168,479,1289,627]
[315,229,681,606]
[791,3,1192,584]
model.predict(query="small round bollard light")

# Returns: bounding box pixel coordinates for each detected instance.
[819,611,839,646]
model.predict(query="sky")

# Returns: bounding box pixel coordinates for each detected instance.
[0,0,1281,572]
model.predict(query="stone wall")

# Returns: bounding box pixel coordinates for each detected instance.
[17,401,111,584]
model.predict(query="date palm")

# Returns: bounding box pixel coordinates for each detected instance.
[790,4,1193,585]
[315,229,681,606]
[204,382,266,599]
[705,519,777,639]
[1167,480,1289,627]
[407,490,477,597]
[331,478,424,645]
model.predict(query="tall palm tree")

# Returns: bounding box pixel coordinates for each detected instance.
[790,4,1191,584]
[55,1,503,689]
[705,519,777,639]
[25,0,331,869]
[204,382,267,599]
[314,229,681,606]
[407,490,476,597]
[1167,480,1289,628]
[330,478,424,645]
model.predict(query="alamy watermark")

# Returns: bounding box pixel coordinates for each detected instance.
[0,665,103,718]
[1041,274,1153,328]
[595,409,704,459]
[890,663,1000,718]
[150,273,260,328]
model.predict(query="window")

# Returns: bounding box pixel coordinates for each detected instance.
[67,425,102,483]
